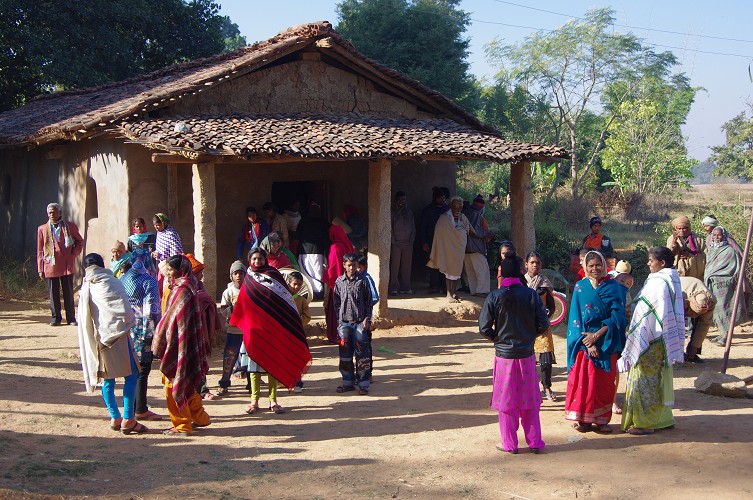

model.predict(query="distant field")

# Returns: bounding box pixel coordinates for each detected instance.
[686,184,753,206]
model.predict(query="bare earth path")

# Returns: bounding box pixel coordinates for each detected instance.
[1,295,752,499]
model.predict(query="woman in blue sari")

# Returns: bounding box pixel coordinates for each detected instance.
[565,251,628,433]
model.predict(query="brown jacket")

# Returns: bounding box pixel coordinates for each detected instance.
[37,220,84,277]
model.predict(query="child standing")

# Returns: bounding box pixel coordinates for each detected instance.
[333,253,373,395]
[524,251,558,402]
[356,255,379,382]
[286,271,311,393]
[216,260,246,396]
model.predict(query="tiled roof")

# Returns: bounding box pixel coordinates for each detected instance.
[0,22,495,147]
[118,114,569,163]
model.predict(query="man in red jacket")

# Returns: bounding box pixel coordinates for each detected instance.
[37,203,84,326]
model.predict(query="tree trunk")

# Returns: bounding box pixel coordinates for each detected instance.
[569,130,579,199]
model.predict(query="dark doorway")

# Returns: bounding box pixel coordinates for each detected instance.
[271,180,330,219]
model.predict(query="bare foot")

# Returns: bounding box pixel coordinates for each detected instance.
[448,296,460,303]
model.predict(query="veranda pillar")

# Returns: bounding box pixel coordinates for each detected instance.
[368,158,392,318]
[192,162,217,299]
[509,160,536,254]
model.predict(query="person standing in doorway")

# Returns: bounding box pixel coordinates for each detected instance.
[389,191,415,295]
[37,202,84,326]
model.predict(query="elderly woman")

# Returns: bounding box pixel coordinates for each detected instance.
[705,226,748,345]
[109,241,132,279]
[565,251,628,434]
[427,196,475,303]
[618,246,684,435]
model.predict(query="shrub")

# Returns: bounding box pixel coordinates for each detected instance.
[0,252,48,300]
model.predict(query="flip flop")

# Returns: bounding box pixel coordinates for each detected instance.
[612,404,622,415]
[592,424,613,434]
[572,422,590,433]
[269,404,285,414]
[626,427,654,435]
[245,403,259,414]
[162,427,187,435]
[336,385,355,393]
[110,418,122,431]
[358,387,369,395]
[495,444,518,454]
[121,422,148,435]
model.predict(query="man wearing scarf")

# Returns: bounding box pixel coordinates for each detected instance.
[667,215,706,280]
[37,202,84,326]
[462,195,494,296]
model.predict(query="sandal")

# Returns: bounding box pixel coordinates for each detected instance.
[612,404,622,415]
[269,403,285,414]
[110,418,122,431]
[592,424,613,434]
[135,410,163,421]
[546,390,557,402]
[162,427,187,435]
[626,427,654,435]
[572,422,590,433]
[121,422,148,435]
[358,387,369,395]
[216,387,229,397]
[245,402,259,414]
[336,385,355,393]
[496,444,518,454]
[202,391,218,401]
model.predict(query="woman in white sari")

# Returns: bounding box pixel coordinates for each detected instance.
[618,246,684,435]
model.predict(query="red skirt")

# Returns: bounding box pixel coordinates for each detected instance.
[564,350,617,425]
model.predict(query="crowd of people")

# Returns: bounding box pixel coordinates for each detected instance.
[478,212,749,453]
[36,198,748,449]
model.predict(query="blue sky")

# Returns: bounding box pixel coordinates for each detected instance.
[217,1,753,161]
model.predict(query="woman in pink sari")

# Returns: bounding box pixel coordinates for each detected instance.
[325,224,355,343]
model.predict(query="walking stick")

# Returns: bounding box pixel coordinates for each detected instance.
[720,207,753,373]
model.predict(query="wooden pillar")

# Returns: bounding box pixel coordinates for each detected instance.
[192,162,217,299]
[167,163,179,227]
[509,160,536,254]
[367,158,392,318]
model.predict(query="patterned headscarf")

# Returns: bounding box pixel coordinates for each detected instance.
[154,213,170,228]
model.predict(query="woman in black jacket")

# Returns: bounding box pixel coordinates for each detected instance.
[479,257,550,454]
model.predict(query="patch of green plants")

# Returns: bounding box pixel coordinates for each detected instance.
[0,252,48,300]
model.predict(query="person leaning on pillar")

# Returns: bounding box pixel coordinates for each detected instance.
[37,202,84,326]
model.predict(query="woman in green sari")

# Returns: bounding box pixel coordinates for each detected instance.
[618,246,685,435]
[704,226,747,345]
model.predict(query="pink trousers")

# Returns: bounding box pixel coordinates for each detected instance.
[498,408,545,452]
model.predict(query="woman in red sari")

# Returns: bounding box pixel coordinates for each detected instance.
[565,251,627,434]
[325,224,355,344]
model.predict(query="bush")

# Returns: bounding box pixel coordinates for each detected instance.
[0,252,48,300]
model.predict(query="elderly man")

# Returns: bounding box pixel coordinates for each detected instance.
[667,216,706,280]
[37,202,84,326]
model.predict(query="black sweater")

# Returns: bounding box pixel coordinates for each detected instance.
[478,284,550,358]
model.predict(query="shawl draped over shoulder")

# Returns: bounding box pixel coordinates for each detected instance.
[427,210,471,277]
[78,265,136,393]
[230,264,312,390]
[566,277,627,372]
[617,268,685,373]
[152,267,207,410]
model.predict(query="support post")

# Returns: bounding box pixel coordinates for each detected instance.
[167,163,179,227]
[509,160,536,254]
[192,162,217,299]
[368,158,392,319]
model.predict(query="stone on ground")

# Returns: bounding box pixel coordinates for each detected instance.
[694,370,750,398]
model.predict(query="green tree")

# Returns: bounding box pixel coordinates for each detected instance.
[487,7,677,198]
[602,76,697,195]
[336,0,475,106]
[710,107,753,181]
[0,0,243,112]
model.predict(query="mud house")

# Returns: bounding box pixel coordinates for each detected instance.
[0,22,567,315]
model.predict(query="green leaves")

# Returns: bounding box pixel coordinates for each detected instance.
[0,0,245,112]
[335,0,473,104]
[710,109,753,181]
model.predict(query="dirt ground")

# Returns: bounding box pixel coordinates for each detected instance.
[1,293,753,499]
